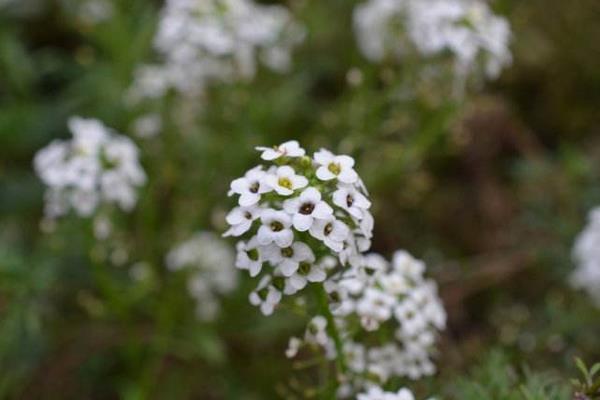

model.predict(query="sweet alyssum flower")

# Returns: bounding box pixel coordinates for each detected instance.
[287,250,446,396]
[225,141,374,315]
[166,232,238,320]
[353,0,512,80]
[129,0,305,101]
[572,207,600,307]
[34,117,146,219]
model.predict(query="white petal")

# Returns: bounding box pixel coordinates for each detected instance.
[289,274,307,289]
[239,192,260,207]
[301,187,321,202]
[291,175,308,189]
[338,169,358,184]
[283,198,300,214]
[293,214,313,232]
[316,167,336,181]
[312,201,333,219]
[279,260,299,277]
[314,149,333,165]
[249,261,262,277]
[274,230,294,247]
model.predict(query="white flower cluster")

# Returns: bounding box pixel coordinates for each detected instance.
[34,117,146,219]
[354,0,512,79]
[287,251,446,396]
[129,0,305,101]
[225,141,373,315]
[166,232,238,320]
[572,207,600,307]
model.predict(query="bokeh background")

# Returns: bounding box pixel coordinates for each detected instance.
[1,0,600,398]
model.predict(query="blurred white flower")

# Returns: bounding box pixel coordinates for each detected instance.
[34,117,146,219]
[572,207,600,307]
[166,232,238,320]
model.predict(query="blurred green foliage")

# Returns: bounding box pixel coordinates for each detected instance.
[1,0,600,398]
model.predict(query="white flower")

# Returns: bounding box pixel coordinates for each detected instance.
[264,165,308,196]
[235,237,264,277]
[333,185,371,220]
[286,337,302,358]
[572,207,600,307]
[286,259,327,291]
[305,316,329,346]
[229,166,271,207]
[256,140,306,160]
[166,232,238,320]
[283,187,333,231]
[263,241,315,277]
[314,149,358,184]
[257,209,294,247]
[223,205,262,237]
[249,275,283,316]
[309,218,350,252]
[356,287,397,331]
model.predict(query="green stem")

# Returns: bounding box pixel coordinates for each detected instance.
[315,285,347,379]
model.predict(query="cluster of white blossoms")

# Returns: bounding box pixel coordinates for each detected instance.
[129,0,305,101]
[226,141,445,397]
[225,141,373,315]
[166,232,238,320]
[287,251,446,396]
[353,0,512,79]
[34,117,146,219]
[572,207,600,307]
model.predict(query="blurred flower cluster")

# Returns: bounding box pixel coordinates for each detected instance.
[129,0,305,101]
[34,117,146,219]
[354,0,511,82]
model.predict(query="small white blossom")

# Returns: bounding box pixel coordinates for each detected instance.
[283,187,333,231]
[263,241,315,277]
[264,165,308,196]
[249,275,283,316]
[257,209,294,247]
[256,140,305,160]
[309,218,350,252]
[229,166,271,207]
[224,205,262,237]
[333,184,372,220]
[235,237,264,277]
[314,149,359,184]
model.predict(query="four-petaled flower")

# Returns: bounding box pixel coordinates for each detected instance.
[263,241,315,276]
[229,166,272,206]
[333,185,371,220]
[310,218,350,252]
[265,165,308,196]
[256,140,306,160]
[283,187,334,231]
[314,149,358,184]
[224,205,262,237]
[235,237,264,277]
[257,209,294,247]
